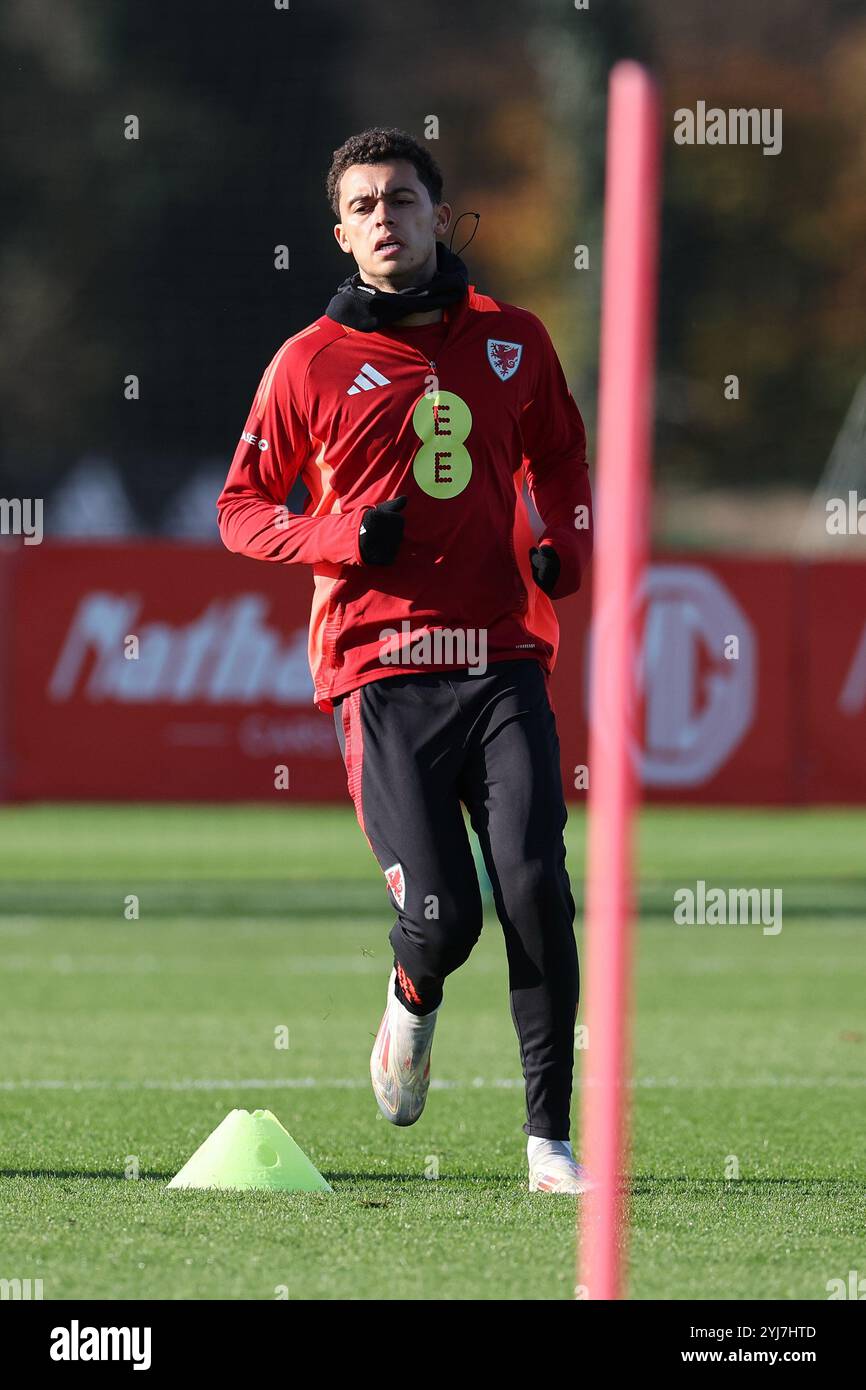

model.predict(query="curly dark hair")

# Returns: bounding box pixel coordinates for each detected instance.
[326,127,444,218]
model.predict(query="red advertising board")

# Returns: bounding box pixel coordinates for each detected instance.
[5,544,346,802]
[0,546,14,800]
[801,562,866,801]
[0,542,864,803]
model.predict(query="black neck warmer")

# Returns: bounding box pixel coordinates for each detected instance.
[325,240,470,332]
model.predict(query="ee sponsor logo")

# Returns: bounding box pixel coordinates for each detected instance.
[411,391,472,499]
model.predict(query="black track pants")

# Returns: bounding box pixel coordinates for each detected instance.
[333,658,578,1140]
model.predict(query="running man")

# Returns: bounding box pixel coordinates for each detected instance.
[217,127,593,1193]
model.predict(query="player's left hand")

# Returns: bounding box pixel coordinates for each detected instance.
[529,544,561,596]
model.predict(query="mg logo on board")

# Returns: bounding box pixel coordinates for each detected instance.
[587,565,756,787]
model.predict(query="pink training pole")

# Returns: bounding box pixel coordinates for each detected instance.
[577,62,661,1301]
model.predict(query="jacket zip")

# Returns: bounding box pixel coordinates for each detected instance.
[394,332,527,615]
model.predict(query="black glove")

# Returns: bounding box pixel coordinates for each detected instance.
[358,495,407,566]
[529,544,561,596]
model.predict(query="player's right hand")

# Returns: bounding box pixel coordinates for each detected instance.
[358,495,407,566]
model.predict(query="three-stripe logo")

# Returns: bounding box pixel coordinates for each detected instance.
[347,362,391,396]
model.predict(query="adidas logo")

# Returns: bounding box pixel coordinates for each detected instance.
[347,362,391,396]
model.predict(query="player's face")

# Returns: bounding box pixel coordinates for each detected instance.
[333,160,451,290]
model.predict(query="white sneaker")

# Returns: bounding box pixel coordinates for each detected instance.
[527,1138,596,1194]
[370,968,438,1127]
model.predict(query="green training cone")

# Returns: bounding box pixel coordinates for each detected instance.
[167,1108,333,1192]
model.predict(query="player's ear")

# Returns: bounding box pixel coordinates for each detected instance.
[435,203,452,238]
[333,224,352,255]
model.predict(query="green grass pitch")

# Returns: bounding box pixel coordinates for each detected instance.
[0,803,863,1300]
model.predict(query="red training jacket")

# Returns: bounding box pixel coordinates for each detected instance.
[216,283,592,710]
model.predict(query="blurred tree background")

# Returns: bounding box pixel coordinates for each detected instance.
[1,0,864,545]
